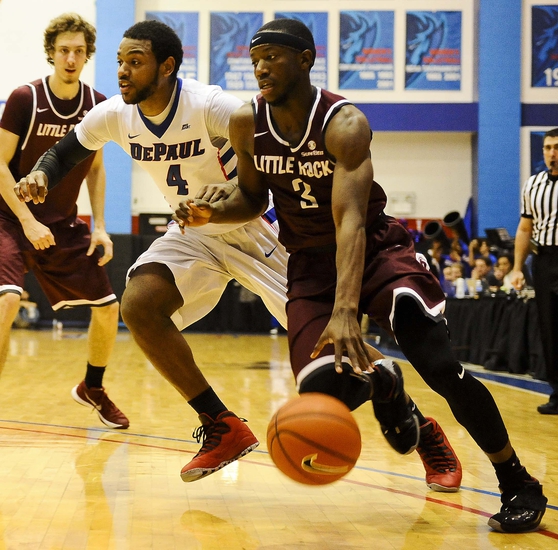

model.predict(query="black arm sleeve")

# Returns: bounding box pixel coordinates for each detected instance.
[31,129,95,190]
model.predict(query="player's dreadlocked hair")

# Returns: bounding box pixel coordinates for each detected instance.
[44,13,96,66]
[123,20,184,79]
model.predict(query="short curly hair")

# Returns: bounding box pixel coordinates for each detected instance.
[44,13,96,66]
[123,20,184,79]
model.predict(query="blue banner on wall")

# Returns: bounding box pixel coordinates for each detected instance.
[146,12,199,80]
[209,12,263,91]
[531,5,558,88]
[530,131,547,175]
[405,11,462,91]
[339,11,394,90]
[275,12,328,88]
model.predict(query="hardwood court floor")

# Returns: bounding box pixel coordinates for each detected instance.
[1,327,557,549]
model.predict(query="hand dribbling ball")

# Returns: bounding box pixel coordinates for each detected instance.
[267,393,361,485]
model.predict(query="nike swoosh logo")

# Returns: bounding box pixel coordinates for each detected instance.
[301,454,350,475]
[265,246,277,258]
[254,131,268,138]
[458,365,465,379]
[128,133,141,139]
[37,108,49,113]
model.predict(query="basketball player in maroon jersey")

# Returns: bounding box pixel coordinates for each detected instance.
[0,13,128,428]
[176,19,547,533]
[15,20,459,488]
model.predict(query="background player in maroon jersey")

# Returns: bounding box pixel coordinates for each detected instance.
[0,13,128,429]
[175,18,547,534]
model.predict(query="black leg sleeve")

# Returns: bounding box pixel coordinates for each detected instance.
[298,360,374,412]
[393,297,509,454]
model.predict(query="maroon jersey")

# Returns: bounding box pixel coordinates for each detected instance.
[0,76,105,224]
[252,87,387,253]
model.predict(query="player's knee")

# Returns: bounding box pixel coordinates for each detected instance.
[0,292,23,328]
[120,288,141,328]
[92,301,119,325]
[297,360,372,411]
[121,283,180,331]
[122,265,182,327]
[430,360,465,394]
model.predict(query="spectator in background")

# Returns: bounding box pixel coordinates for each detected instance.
[449,239,471,278]
[472,257,499,293]
[494,254,514,292]
[426,239,448,282]
[453,263,468,298]
[442,263,468,298]
[0,13,126,428]
[442,265,456,297]
[511,127,558,415]
[469,237,498,270]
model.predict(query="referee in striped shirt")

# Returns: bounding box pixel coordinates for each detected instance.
[511,127,558,414]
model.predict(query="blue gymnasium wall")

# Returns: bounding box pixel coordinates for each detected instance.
[95,0,135,234]
[477,1,522,237]
[93,1,538,238]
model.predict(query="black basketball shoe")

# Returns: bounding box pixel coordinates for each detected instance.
[371,359,420,455]
[488,478,547,533]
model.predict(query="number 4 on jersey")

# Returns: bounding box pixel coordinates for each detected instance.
[167,164,188,195]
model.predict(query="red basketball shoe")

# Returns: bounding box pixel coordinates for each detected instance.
[416,417,462,492]
[71,381,129,429]
[181,411,259,482]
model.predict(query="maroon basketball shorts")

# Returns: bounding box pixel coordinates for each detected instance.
[286,215,446,377]
[0,214,116,310]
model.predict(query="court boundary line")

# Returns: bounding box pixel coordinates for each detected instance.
[0,419,556,540]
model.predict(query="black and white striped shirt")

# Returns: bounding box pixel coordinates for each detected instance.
[521,170,558,246]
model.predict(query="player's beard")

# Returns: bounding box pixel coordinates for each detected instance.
[126,72,160,105]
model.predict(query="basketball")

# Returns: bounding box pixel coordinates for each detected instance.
[267,393,361,485]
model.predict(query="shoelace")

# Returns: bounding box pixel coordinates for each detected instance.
[419,428,457,473]
[192,416,247,455]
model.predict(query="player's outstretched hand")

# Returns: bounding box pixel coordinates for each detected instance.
[15,171,49,204]
[173,199,213,228]
[311,311,374,375]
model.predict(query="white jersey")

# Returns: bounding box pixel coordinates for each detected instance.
[75,78,246,236]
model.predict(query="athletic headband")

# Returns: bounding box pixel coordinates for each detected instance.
[249,30,316,59]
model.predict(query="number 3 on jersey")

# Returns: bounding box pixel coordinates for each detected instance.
[167,164,188,195]
[292,178,318,209]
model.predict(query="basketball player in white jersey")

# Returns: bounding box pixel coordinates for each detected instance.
[16,20,461,490]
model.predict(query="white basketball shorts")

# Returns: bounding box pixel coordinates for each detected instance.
[127,219,288,330]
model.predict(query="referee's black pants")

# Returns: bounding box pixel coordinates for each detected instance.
[532,248,558,400]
